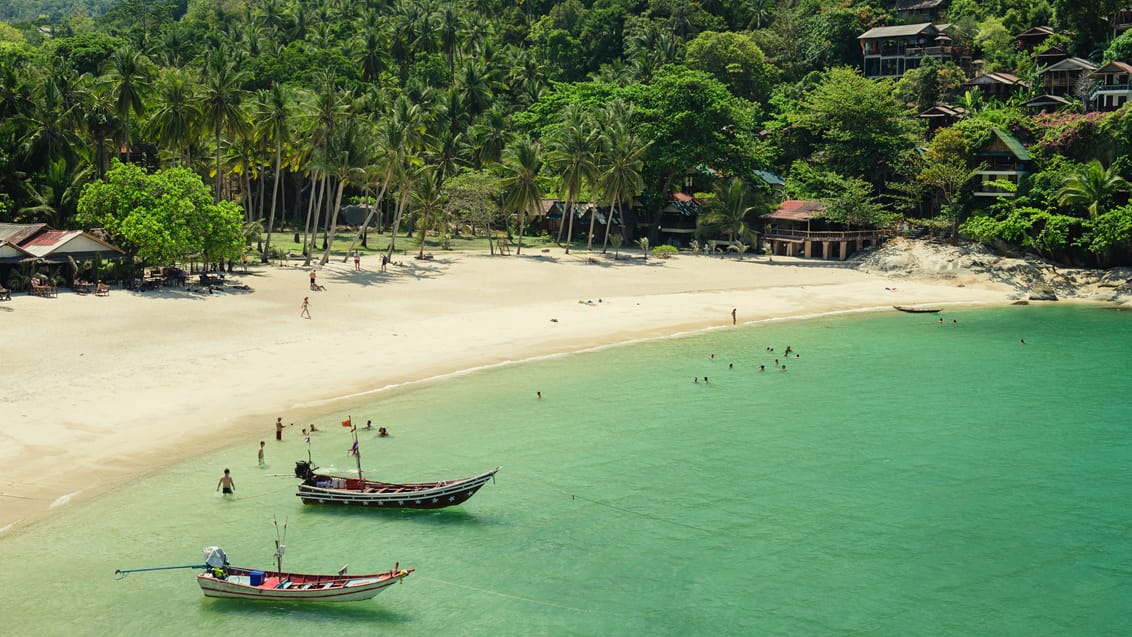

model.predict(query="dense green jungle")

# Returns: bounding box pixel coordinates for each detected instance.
[4,0,1132,272]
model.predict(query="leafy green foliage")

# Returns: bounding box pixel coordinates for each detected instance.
[76,161,244,265]
[684,31,778,104]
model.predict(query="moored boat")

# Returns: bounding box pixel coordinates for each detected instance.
[117,546,413,603]
[295,460,501,509]
[893,305,942,313]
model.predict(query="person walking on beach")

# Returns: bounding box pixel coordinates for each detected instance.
[731,308,737,325]
[300,296,311,319]
[353,251,361,271]
[275,417,284,441]
[258,441,265,467]
[217,468,235,495]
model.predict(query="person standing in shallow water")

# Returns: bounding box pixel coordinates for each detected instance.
[216,469,235,495]
[731,308,737,325]
[275,417,284,441]
[258,441,265,467]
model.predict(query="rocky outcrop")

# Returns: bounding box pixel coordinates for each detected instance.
[852,237,1132,305]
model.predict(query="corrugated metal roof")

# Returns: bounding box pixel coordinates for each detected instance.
[1091,61,1132,76]
[762,200,827,221]
[858,23,936,40]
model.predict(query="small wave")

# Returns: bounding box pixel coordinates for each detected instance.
[0,523,13,535]
[49,491,81,509]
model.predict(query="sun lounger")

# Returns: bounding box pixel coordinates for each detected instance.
[0,286,10,301]
[95,282,110,296]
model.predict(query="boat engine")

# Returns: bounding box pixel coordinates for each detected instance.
[294,460,318,481]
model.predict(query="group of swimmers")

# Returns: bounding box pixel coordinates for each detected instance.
[695,345,801,383]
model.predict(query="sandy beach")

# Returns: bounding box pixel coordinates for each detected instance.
[0,247,1015,534]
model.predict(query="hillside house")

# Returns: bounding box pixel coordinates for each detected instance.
[1038,57,1098,97]
[858,23,969,78]
[962,72,1025,101]
[972,128,1031,198]
[1089,61,1132,111]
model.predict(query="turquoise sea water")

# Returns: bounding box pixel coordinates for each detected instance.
[2,304,1132,636]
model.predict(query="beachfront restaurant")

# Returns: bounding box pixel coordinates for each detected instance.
[0,223,124,291]
[760,200,884,261]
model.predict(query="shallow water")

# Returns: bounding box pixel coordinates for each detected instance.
[3,304,1131,636]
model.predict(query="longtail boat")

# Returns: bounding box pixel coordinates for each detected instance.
[295,459,501,509]
[893,305,942,313]
[116,545,412,603]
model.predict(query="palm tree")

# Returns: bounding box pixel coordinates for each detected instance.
[1057,160,1129,220]
[501,136,545,256]
[699,177,764,246]
[199,50,249,202]
[596,108,649,253]
[410,167,447,258]
[144,68,200,168]
[319,117,372,265]
[384,97,427,261]
[547,104,598,253]
[253,83,292,263]
[102,45,154,153]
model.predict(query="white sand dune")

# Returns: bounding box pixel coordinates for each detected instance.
[0,247,1015,532]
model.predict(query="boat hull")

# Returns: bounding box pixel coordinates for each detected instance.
[297,467,500,509]
[893,305,942,313]
[197,566,412,602]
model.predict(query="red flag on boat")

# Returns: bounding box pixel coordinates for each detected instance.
[341,417,352,428]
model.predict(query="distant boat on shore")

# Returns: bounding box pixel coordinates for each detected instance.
[893,305,942,313]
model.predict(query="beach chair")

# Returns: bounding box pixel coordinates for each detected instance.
[95,282,110,296]
[0,286,10,301]
[30,280,57,298]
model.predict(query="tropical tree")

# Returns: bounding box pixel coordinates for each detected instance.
[699,176,764,245]
[1056,160,1129,221]
[144,68,200,168]
[918,127,983,240]
[501,136,545,256]
[595,103,649,252]
[101,45,153,151]
[76,161,244,267]
[410,167,447,257]
[199,50,250,202]
[546,103,598,253]
[253,82,293,263]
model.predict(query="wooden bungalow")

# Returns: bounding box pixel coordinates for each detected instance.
[1113,8,1132,39]
[962,72,1025,101]
[972,128,1031,198]
[656,193,700,248]
[894,0,949,23]
[1023,94,1072,115]
[858,23,969,78]
[760,200,883,261]
[919,104,967,131]
[1014,26,1056,52]
[1035,45,1069,68]
[1089,61,1132,112]
[1038,57,1097,97]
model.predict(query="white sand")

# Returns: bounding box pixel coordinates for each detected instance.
[0,248,1013,532]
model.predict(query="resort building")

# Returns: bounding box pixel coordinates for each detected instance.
[918,104,967,131]
[1023,94,1072,115]
[961,72,1026,102]
[760,200,883,261]
[857,23,969,78]
[0,223,124,290]
[972,128,1032,198]
[1038,57,1098,97]
[1014,26,1056,52]
[1089,61,1132,112]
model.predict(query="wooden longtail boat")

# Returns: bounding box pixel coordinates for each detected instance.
[295,460,501,509]
[197,563,412,602]
[116,545,412,603]
[893,305,942,313]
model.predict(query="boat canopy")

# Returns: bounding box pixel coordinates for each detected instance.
[203,546,228,568]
